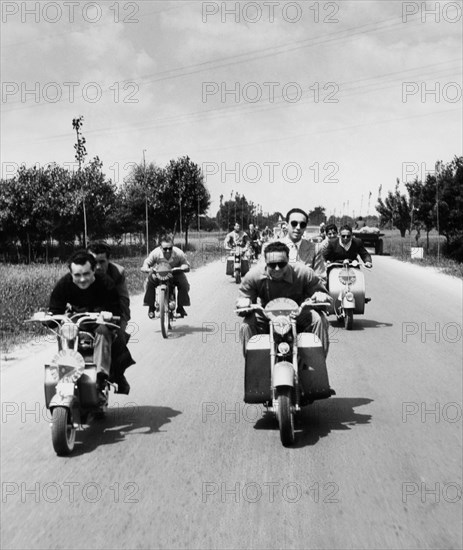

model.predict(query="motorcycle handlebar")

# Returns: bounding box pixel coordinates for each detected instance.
[25,312,121,328]
[235,300,331,317]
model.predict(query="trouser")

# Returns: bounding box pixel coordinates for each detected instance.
[92,325,135,380]
[110,328,136,382]
[250,241,261,257]
[143,272,191,308]
[240,308,330,358]
[93,325,113,377]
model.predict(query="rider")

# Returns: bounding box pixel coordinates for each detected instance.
[261,225,272,242]
[236,240,332,358]
[87,242,134,394]
[320,223,339,251]
[323,224,373,267]
[48,251,133,396]
[279,208,326,282]
[141,235,191,318]
[87,242,130,334]
[248,223,261,259]
[354,216,366,229]
[224,223,249,250]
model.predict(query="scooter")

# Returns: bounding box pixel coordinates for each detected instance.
[236,298,334,447]
[325,259,371,330]
[150,262,178,338]
[226,240,249,284]
[25,311,121,456]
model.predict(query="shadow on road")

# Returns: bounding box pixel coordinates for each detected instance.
[295,397,373,447]
[71,405,182,456]
[151,324,217,339]
[330,319,393,331]
[253,397,373,448]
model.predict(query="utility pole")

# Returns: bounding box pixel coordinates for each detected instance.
[435,161,441,262]
[143,149,148,256]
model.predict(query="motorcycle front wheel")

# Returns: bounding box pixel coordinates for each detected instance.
[277,387,295,447]
[159,286,170,339]
[344,309,353,330]
[234,269,241,284]
[51,406,76,456]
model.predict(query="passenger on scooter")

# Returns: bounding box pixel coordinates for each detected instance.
[141,235,191,318]
[48,251,134,396]
[224,223,249,250]
[323,224,372,267]
[236,241,332,357]
[278,208,326,281]
[320,223,338,251]
[87,242,130,333]
[248,223,262,259]
[87,242,134,394]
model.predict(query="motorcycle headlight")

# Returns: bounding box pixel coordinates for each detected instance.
[278,342,291,355]
[345,291,354,302]
[60,323,78,341]
[273,316,292,336]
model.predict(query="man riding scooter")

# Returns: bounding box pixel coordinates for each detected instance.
[237,241,332,359]
[141,235,191,319]
[323,224,372,267]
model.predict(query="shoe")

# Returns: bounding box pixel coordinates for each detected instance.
[148,308,155,319]
[96,372,108,405]
[176,306,187,318]
[115,374,130,395]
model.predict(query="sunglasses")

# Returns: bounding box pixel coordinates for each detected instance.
[162,246,173,251]
[340,234,351,239]
[267,261,288,269]
[290,221,307,229]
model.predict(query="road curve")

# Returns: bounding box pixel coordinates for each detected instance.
[1,256,462,549]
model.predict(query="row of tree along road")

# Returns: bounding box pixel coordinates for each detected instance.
[0,117,461,263]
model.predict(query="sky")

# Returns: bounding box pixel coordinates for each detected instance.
[1,0,462,220]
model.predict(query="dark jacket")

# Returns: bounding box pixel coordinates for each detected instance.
[322,237,372,264]
[49,273,121,316]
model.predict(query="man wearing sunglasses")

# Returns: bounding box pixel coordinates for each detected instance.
[141,236,191,318]
[278,208,326,281]
[236,241,332,357]
[323,224,372,268]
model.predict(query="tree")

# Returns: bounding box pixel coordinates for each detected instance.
[406,175,436,251]
[308,206,326,225]
[72,116,88,246]
[376,179,411,237]
[161,156,210,246]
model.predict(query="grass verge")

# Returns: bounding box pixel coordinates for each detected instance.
[0,244,223,356]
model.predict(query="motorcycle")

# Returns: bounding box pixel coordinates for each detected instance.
[236,298,334,447]
[226,240,250,284]
[149,262,178,338]
[25,311,121,456]
[325,259,371,330]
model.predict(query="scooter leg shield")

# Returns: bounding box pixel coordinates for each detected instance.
[226,258,234,276]
[297,333,332,400]
[79,364,99,408]
[244,335,272,404]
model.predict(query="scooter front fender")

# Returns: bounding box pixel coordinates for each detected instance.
[48,393,76,411]
[273,361,294,388]
[342,296,355,309]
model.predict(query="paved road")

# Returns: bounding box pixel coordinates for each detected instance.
[1,257,462,549]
